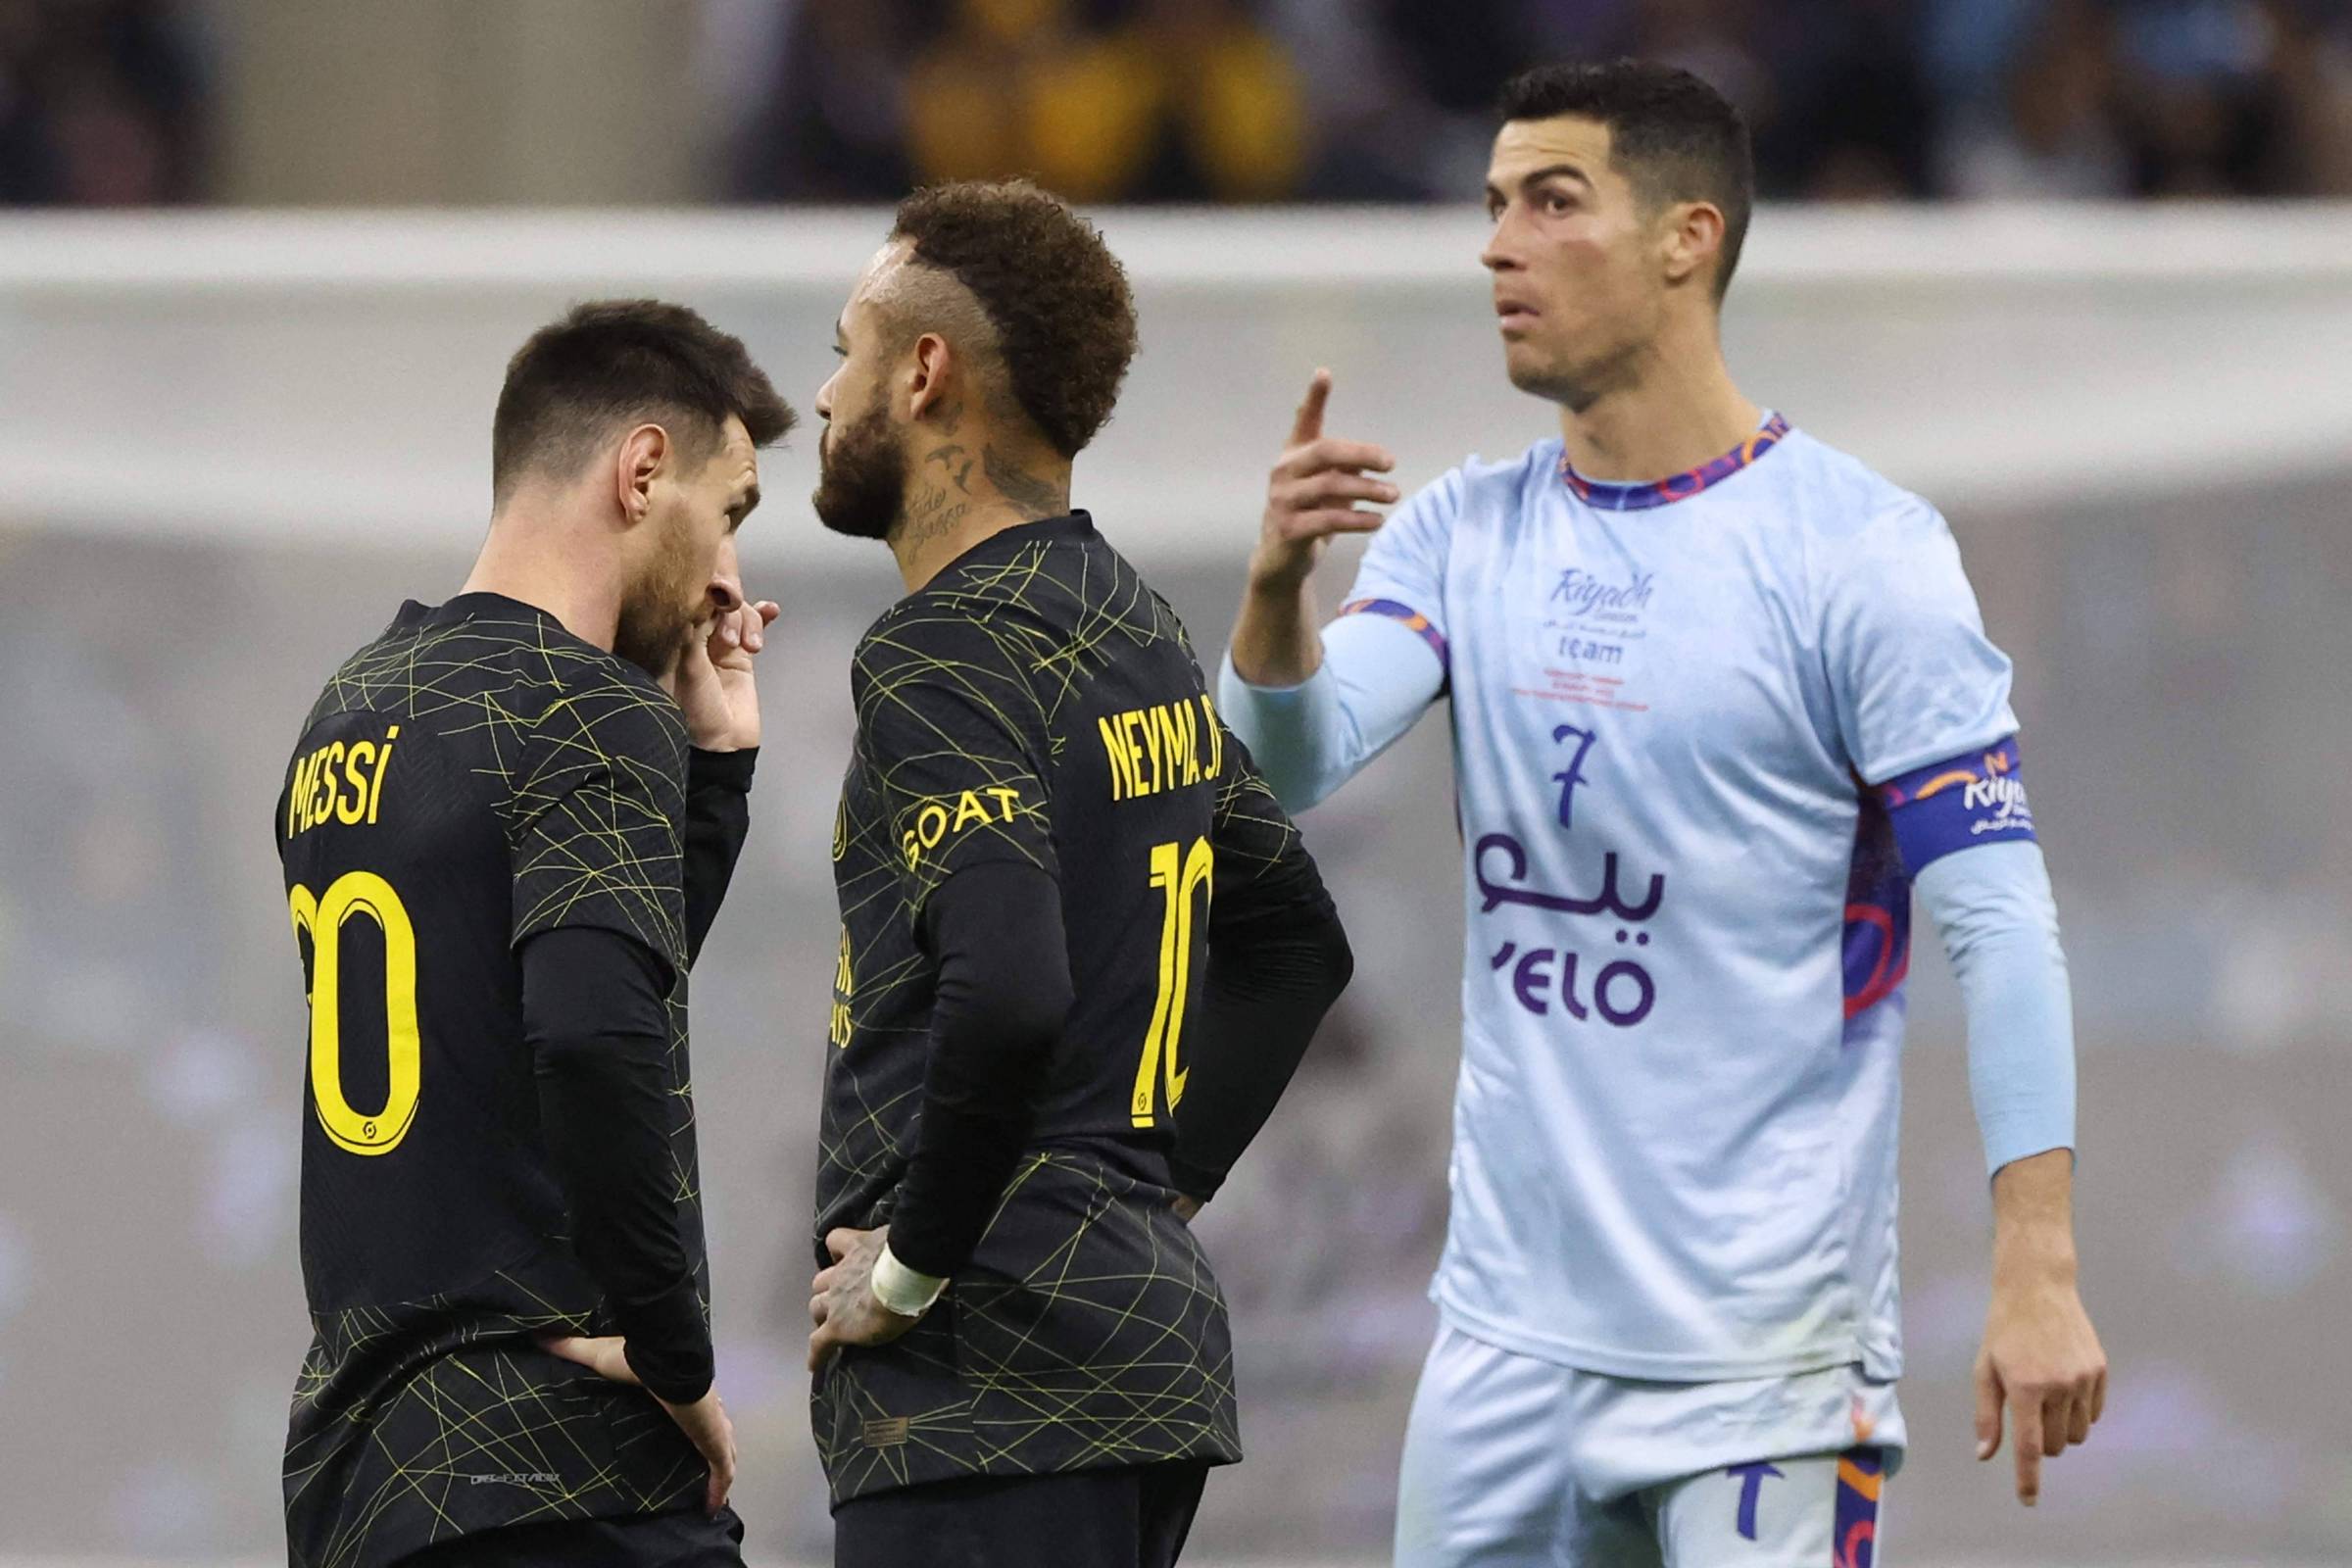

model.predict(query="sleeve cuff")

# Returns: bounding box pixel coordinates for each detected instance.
[1219,649,1324,699]
[871,1242,949,1318]
[614,1275,714,1404]
[689,745,758,792]
[1164,1153,1225,1203]
[1989,1142,2076,1180]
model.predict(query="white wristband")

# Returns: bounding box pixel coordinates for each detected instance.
[870,1243,948,1319]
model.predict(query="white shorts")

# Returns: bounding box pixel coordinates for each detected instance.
[1394,1322,1904,1568]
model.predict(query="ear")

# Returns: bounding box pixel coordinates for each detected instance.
[904,332,956,422]
[1660,201,1726,291]
[613,423,668,528]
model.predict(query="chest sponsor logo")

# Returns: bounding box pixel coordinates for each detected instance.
[1514,566,1658,712]
[1548,565,1655,626]
[1473,727,1668,1028]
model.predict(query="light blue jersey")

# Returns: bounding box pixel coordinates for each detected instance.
[1229,420,2044,1383]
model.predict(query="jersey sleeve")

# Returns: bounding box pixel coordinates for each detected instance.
[1821,493,2019,786]
[506,675,691,974]
[1164,734,1351,1199]
[1207,732,1336,935]
[1337,466,1462,683]
[854,606,1060,926]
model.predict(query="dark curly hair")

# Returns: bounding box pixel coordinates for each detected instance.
[492,299,794,503]
[890,180,1138,459]
[1498,61,1754,299]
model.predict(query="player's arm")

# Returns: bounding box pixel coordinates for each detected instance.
[1223,370,1446,810]
[672,600,778,961]
[1164,751,1353,1205]
[524,927,709,1398]
[536,599,780,1355]
[808,617,1065,1367]
[503,679,736,1508]
[809,859,1073,1362]
[529,933,737,1513]
[1831,495,2106,1508]
[681,747,755,963]
[1899,783,2102,1508]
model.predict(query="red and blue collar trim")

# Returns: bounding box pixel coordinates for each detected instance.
[1559,413,1790,512]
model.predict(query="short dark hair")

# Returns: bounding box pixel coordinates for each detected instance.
[491,299,795,503]
[890,179,1138,459]
[1497,60,1754,299]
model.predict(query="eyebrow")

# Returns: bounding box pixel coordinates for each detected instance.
[833,315,848,344]
[1485,163,1594,204]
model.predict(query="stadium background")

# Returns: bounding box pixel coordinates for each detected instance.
[4,1,2351,1564]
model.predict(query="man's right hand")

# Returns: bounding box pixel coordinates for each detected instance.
[543,1335,737,1514]
[1249,369,1398,594]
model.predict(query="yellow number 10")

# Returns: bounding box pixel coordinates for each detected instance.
[1132,837,1213,1128]
[287,870,421,1156]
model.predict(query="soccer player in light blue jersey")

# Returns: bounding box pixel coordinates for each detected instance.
[1218,61,2108,1568]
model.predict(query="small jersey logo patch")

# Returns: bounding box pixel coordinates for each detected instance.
[860,1416,910,1448]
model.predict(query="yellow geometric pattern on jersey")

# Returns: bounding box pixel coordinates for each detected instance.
[278,601,704,1568]
[815,518,1311,1504]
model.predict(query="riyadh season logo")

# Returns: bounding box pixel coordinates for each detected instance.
[1963,772,2032,834]
[1548,566,1656,623]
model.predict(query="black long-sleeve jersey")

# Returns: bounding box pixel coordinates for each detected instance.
[814,514,1348,1504]
[273,593,743,1568]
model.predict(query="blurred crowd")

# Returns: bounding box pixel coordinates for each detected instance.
[0,0,205,204]
[735,0,2352,203]
[7,0,2352,206]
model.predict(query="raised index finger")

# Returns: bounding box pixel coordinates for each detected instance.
[1291,368,1332,446]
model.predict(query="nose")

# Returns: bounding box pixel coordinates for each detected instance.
[708,536,745,615]
[1482,207,1523,274]
[814,370,837,423]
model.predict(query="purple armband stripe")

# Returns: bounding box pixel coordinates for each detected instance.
[1339,597,1449,686]
[1874,735,2034,875]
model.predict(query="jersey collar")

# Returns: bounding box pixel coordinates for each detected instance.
[1558,413,1790,512]
[931,511,1096,575]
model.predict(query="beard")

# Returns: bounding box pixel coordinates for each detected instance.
[812,403,909,542]
[612,511,706,680]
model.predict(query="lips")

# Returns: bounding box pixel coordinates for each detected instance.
[1495,299,1540,327]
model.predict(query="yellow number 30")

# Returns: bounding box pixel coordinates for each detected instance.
[287,871,421,1155]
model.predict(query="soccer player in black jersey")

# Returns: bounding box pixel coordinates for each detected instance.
[800,181,1357,1568]
[273,301,792,1568]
